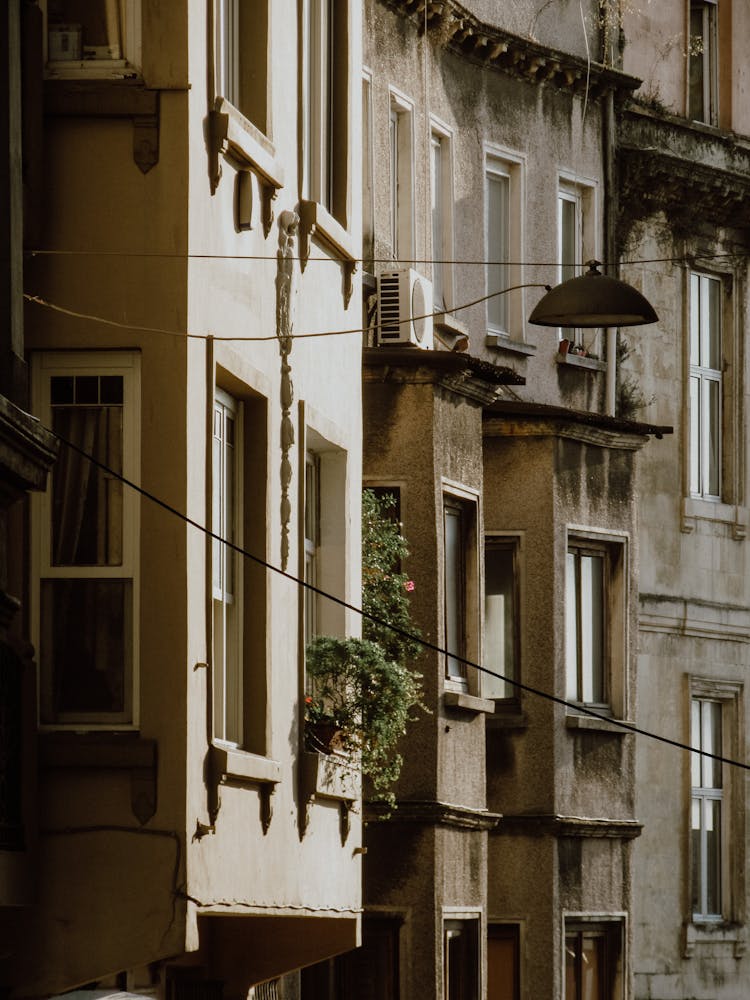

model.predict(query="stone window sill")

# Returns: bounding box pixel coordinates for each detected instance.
[556,352,606,372]
[487,705,528,730]
[444,691,496,715]
[298,200,357,304]
[486,333,537,356]
[211,744,281,786]
[213,97,284,191]
[565,713,633,735]
[684,920,746,958]
[681,496,748,540]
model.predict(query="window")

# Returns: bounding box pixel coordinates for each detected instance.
[211,376,268,754]
[564,921,623,999]
[689,0,718,125]
[485,152,523,338]
[44,0,141,77]
[443,493,478,687]
[483,538,519,700]
[389,89,415,261]
[304,451,320,649]
[565,535,626,713]
[691,698,723,920]
[363,70,375,270]
[444,919,479,1000]
[213,389,241,745]
[431,124,454,311]
[487,924,520,1000]
[34,352,140,727]
[558,177,598,348]
[689,272,722,500]
[215,0,269,133]
[303,0,349,223]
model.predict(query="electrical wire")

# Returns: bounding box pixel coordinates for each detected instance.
[24,247,746,268]
[44,425,750,774]
[24,282,550,344]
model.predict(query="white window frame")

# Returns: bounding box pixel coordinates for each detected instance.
[32,351,141,730]
[431,118,455,312]
[689,271,722,501]
[685,679,744,952]
[304,0,333,210]
[212,387,243,746]
[558,173,599,348]
[689,0,719,125]
[565,529,627,718]
[389,87,415,262]
[485,145,525,340]
[43,0,142,78]
[216,0,240,108]
[443,911,481,1000]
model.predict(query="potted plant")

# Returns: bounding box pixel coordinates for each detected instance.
[305,489,426,806]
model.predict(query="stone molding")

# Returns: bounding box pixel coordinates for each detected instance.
[367,799,502,830]
[494,813,643,840]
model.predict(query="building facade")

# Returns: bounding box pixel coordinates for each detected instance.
[620,3,750,998]
[4,1,364,997]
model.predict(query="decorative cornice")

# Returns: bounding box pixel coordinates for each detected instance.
[483,400,670,450]
[366,799,502,830]
[494,814,643,840]
[381,1,641,99]
[618,107,750,233]
[0,395,58,506]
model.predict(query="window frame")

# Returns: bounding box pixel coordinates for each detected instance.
[302,0,351,227]
[688,270,723,501]
[689,0,719,126]
[557,173,599,349]
[362,67,375,270]
[565,530,627,719]
[485,145,525,341]
[442,484,480,693]
[212,387,243,747]
[563,916,625,1000]
[43,0,142,79]
[214,0,270,136]
[687,677,744,930]
[32,350,141,730]
[483,534,522,702]
[389,87,415,262]
[443,915,481,1000]
[431,118,455,313]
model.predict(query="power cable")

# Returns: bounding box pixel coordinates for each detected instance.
[24,282,550,343]
[44,425,750,774]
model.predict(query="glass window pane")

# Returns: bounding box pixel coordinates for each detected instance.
[690,272,700,365]
[213,407,223,596]
[559,196,578,281]
[40,578,129,721]
[691,699,702,787]
[432,136,444,310]
[487,171,509,332]
[565,551,578,699]
[580,554,604,703]
[703,700,722,788]
[444,505,464,678]
[484,543,516,699]
[690,376,701,495]
[706,799,722,915]
[706,276,721,369]
[581,934,603,1000]
[565,935,579,1000]
[390,111,398,257]
[705,379,720,497]
[689,5,705,121]
[52,406,123,566]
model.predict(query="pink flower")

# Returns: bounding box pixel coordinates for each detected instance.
[404,580,415,592]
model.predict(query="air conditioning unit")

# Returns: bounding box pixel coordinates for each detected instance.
[377,269,434,349]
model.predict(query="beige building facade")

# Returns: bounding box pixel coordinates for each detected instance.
[3,1,364,997]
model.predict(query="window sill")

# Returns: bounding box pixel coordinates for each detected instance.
[435,313,469,339]
[301,750,360,803]
[681,496,748,539]
[444,691,496,715]
[565,713,633,735]
[212,97,283,191]
[211,744,282,786]
[556,352,606,372]
[298,200,357,305]
[684,920,747,958]
[486,333,537,357]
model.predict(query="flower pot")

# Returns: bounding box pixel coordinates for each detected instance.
[305,720,346,755]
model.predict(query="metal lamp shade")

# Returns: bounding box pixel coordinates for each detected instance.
[528,261,658,328]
